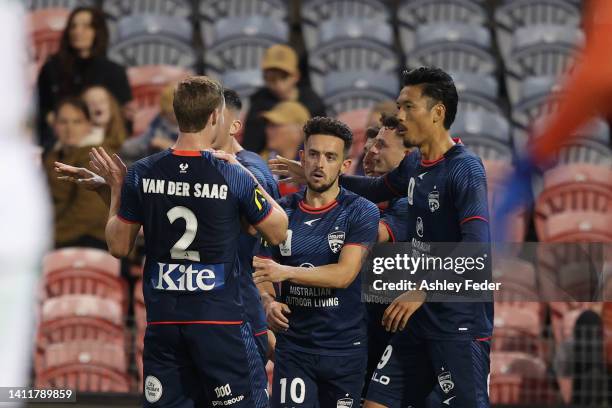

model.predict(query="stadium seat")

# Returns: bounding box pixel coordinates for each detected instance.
[490,351,559,404]
[41,295,124,326]
[201,15,288,49]
[406,23,496,75]
[320,71,399,116]
[534,164,612,239]
[505,25,583,104]
[540,211,612,243]
[555,141,612,166]
[199,0,287,22]
[42,247,127,310]
[128,65,192,110]
[307,17,393,51]
[205,37,283,76]
[35,363,131,392]
[493,304,543,355]
[109,15,195,68]
[39,340,128,373]
[309,40,399,83]
[451,72,502,114]
[452,110,512,144]
[37,316,127,351]
[28,8,69,70]
[398,0,487,52]
[495,0,581,60]
[26,0,94,9]
[219,69,264,101]
[103,0,193,19]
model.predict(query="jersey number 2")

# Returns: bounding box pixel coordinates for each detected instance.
[167,206,200,262]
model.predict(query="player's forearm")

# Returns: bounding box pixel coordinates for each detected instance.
[285,264,357,289]
[105,216,134,258]
[339,174,396,203]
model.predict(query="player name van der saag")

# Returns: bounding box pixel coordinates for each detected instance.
[142,178,228,199]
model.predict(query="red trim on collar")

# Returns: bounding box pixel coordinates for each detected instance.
[172,149,202,157]
[299,200,339,214]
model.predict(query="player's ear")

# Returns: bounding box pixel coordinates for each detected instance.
[230,119,242,137]
[209,109,219,127]
[299,149,305,166]
[340,158,352,174]
[432,102,445,126]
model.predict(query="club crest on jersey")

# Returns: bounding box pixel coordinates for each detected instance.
[337,397,353,408]
[328,230,345,253]
[179,163,188,173]
[416,217,424,238]
[438,371,454,394]
[428,190,440,213]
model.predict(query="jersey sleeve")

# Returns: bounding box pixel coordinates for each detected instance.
[345,198,380,248]
[118,165,143,224]
[380,197,410,242]
[450,157,491,238]
[224,163,273,226]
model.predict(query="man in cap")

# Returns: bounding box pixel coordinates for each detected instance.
[243,44,326,154]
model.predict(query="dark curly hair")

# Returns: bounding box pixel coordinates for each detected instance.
[303,116,353,156]
[365,126,380,139]
[380,113,400,129]
[402,66,458,129]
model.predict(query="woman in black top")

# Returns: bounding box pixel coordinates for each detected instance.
[37,7,132,151]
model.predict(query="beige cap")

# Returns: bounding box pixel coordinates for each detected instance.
[261,101,310,126]
[261,44,299,75]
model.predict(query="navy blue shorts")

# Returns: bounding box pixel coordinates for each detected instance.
[364,304,393,398]
[271,347,366,408]
[142,322,269,407]
[366,330,490,408]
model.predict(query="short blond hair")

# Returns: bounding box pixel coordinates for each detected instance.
[173,76,224,133]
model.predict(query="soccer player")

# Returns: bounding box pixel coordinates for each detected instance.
[252,117,380,408]
[363,115,412,398]
[271,67,492,408]
[215,88,281,363]
[105,77,288,407]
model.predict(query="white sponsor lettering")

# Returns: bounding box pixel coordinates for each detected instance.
[155,262,217,292]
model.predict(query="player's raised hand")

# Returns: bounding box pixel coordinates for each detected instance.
[268,155,306,185]
[54,161,106,190]
[89,147,127,191]
[264,300,291,332]
[253,256,291,283]
[382,290,426,333]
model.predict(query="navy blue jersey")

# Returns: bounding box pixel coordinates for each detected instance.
[119,149,272,323]
[342,141,493,340]
[380,197,410,242]
[236,149,280,334]
[261,188,379,356]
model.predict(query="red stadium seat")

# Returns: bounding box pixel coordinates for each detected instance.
[41,295,123,326]
[35,364,131,393]
[27,8,69,70]
[128,65,192,111]
[490,352,559,404]
[535,164,612,240]
[539,211,612,242]
[40,340,128,373]
[493,304,543,356]
[42,247,127,311]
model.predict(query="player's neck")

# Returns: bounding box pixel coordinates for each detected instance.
[304,183,340,208]
[418,130,455,161]
[226,137,244,155]
[173,131,213,151]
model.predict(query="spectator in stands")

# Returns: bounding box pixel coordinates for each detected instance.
[37,7,132,152]
[242,44,326,153]
[262,101,310,196]
[82,85,127,151]
[43,98,108,250]
[120,83,179,165]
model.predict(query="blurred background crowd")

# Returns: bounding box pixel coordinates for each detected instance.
[24,0,612,406]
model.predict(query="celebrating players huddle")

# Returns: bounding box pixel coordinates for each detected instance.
[55,66,492,408]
